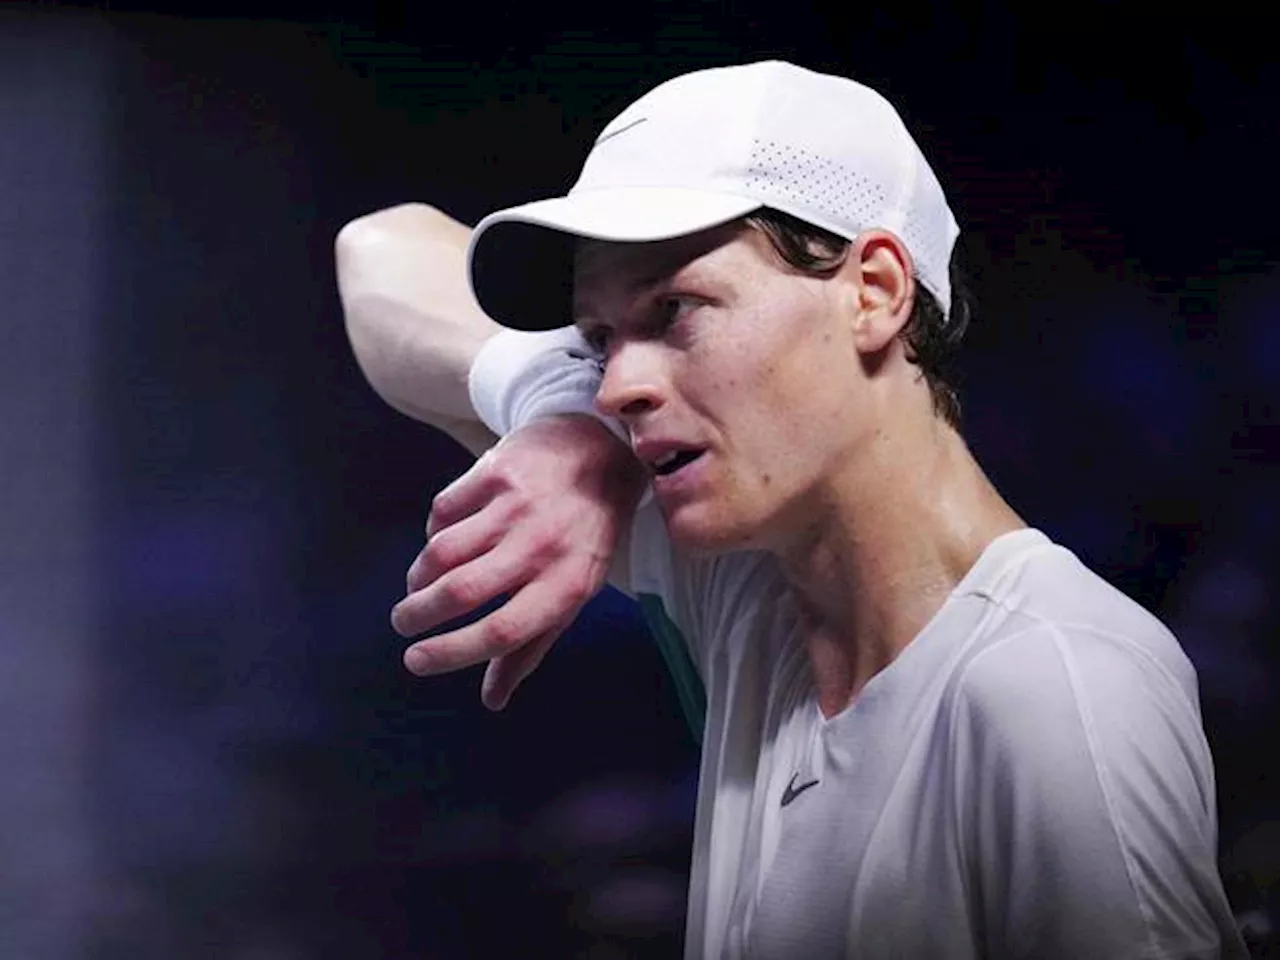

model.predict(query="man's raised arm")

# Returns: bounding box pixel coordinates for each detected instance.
[333,202,647,708]
[335,202,502,456]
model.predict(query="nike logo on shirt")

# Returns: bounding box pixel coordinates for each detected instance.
[780,772,820,807]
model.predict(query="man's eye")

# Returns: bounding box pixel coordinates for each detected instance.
[658,296,695,326]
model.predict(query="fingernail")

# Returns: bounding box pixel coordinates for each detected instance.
[405,648,431,674]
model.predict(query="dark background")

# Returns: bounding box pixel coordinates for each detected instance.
[0,1,1276,956]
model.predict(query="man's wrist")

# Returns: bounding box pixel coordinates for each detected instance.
[533,413,652,510]
[503,414,647,502]
[467,326,627,443]
[467,327,651,506]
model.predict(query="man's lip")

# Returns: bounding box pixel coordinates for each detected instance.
[633,439,707,471]
[652,448,709,491]
[655,449,706,477]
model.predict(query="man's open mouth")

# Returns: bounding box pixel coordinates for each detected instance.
[653,449,704,477]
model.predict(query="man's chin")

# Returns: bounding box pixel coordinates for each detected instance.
[662,507,759,556]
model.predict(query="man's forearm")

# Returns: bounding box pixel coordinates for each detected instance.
[335,202,621,463]
[336,202,504,432]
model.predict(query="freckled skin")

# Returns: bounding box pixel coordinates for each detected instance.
[574,223,872,555]
[576,220,1026,714]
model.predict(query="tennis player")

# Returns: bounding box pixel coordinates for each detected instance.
[337,61,1245,959]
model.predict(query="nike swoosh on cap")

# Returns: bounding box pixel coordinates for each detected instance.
[594,116,648,146]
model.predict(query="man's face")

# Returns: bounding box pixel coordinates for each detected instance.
[573,223,871,554]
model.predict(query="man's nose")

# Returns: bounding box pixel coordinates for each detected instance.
[594,341,666,421]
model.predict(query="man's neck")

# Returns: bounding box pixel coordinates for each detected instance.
[774,416,1025,719]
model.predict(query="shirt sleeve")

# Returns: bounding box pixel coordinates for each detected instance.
[949,620,1247,960]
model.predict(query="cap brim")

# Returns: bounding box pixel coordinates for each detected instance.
[467,187,761,331]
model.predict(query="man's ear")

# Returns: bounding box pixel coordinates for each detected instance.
[842,230,915,353]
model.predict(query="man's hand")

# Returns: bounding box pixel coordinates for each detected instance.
[391,415,646,710]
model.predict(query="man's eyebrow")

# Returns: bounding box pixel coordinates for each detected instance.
[572,223,735,321]
[572,265,678,326]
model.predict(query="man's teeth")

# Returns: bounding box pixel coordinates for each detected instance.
[655,451,680,470]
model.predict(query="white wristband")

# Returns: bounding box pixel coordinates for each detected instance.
[467,326,628,443]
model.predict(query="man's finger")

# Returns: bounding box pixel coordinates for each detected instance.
[401,575,586,677]
[406,501,507,594]
[391,536,541,639]
[425,450,499,540]
[479,621,570,711]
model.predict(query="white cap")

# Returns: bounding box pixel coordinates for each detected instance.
[467,60,960,330]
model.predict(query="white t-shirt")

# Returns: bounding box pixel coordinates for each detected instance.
[629,508,1246,959]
